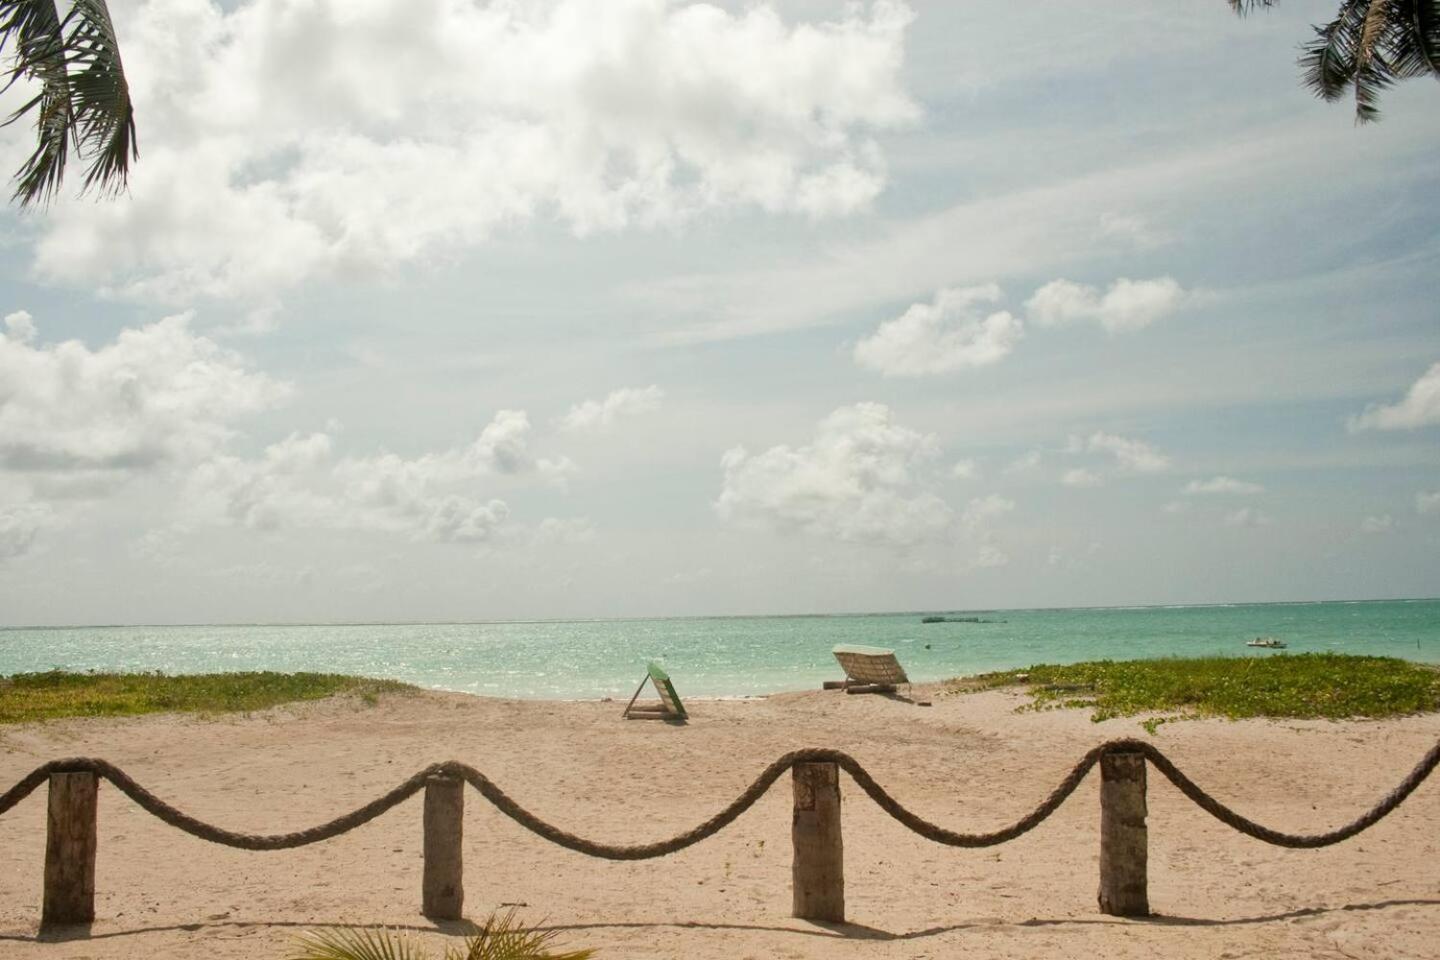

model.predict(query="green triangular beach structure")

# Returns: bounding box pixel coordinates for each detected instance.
[621,661,688,721]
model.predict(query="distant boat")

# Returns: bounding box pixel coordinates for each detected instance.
[920,615,988,624]
[1246,636,1287,649]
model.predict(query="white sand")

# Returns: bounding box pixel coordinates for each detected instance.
[2,685,1438,959]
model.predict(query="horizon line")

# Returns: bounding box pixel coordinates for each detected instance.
[2,595,1437,632]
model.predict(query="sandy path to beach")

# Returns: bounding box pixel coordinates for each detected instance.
[1,685,1437,959]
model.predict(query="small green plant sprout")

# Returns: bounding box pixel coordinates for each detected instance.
[287,910,595,960]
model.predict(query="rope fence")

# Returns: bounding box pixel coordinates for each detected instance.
[3,737,1438,927]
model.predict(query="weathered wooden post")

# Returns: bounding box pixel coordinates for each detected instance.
[422,774,464,920]
[791,761,844,922]
[42,771,98,927]
[1097,749,1149,916]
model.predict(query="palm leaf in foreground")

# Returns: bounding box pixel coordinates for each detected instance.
[64,0,135,194]
[1232,0,1440,123]
[288,927,429,960]
[457,910,594,960]
[0,0,135,205]
[287,911,595,960]
[0,0,71,203]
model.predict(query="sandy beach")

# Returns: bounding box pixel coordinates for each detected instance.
[2,685,1438,960]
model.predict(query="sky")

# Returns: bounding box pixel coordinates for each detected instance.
[0,0,1437,626]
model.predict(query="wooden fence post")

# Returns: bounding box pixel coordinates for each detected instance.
[422,775,464,920]
[792,762,844,922]
[42,771,98,927]
[1097,750,1149,917]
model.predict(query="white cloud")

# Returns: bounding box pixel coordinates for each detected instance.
[1004,449,1043,474]
[471,409,543,475]
[1184,476,1264,496]
[716,402,954,545]
[188,410,566,544]
[1082,432,1170,473]
[1061,467,1103,488]
[536,456,579,490]
[1224,507,1272,528]
[32,0,918,302]
[1043,540,1100,571]
[0,311,288,473]
[951,458,979,481]
[853,285,1023,376]
[3,310,36,344]
[1418,490,1440,515]
[533,516,597,546]
[559,385,663,432]
[1098,212,1167,248]
[1348,363,1440,432]
[418,497,511,544]
[635,111,1437,347]
[1360,514,1395,534]
[960,494,1014,528]
[1025,277,1185,333]
[0,504,50,561]
[0,313,577,557]
[969,542,1009,569]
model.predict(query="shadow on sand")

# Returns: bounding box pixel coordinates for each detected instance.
[6,898,1438,945]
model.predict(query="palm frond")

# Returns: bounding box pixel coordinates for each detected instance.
[1406,0,1440,74]
[0,0,134,205]
[460,910,595,960]
[0,0,72,205]
[288,927,430,960]
[1358,0,1394,67]
[1351,53,1397,120]
[1384,0,1428,75]
[1300,9,1365,102]
[288,914,595,960]
[61,0,134,195]
[1228,0,1280,14]
[1245,0,1440,121]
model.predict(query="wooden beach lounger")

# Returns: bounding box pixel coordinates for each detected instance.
[828,644,910,696]
[622,661,688,721]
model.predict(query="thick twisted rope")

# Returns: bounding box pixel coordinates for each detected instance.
[0,757,444,850]
[1,739,1436,857]
[1122,736,1440,848]
[437,745,1104,859]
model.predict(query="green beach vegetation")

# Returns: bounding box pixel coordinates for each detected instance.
[0,670,411,724]
[957,653,1440,730]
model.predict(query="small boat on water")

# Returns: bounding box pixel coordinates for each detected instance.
[920,614,1007,624]
[1246,636,1287,649]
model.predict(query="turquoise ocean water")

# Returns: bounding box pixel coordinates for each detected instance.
[2,599,1437,700]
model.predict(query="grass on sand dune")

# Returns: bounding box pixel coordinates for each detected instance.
[956,653,1440,730]
[0,671,412,724]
